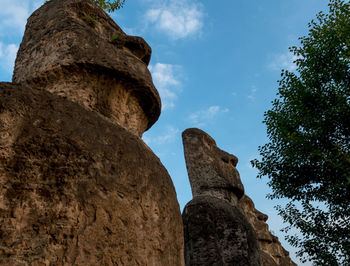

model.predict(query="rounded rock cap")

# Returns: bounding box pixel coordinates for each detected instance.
[13,0,161,133]
[182,128,244,200]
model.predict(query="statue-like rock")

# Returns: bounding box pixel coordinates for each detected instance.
[239,195,297,266]
[182,128,261,266]
[13,0,161,137]
[182,128,244,204]
[0,0,184,265]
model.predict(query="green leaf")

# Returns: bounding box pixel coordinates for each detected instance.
[252,0,350,264]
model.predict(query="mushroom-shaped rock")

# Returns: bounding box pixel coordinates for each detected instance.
[0,0,184,265]
[13,0,160,137]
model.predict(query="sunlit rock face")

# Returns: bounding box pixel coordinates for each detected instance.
[182,128,244,205]
[238,195,297,266]
[13,0,161,137]
[0,0,184,265]
[182,128,261,266]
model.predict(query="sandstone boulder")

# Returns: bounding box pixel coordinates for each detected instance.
[0,83,183,265]
[0,0,184,265]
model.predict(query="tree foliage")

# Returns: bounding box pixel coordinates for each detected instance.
[91,0,125,12]
[252,0,350,264]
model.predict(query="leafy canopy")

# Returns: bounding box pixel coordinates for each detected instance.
[252,0,350,265]
[91,0,125,12]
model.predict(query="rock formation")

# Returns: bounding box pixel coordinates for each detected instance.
[182,128,261,266]
[182,128,297,266]
[239,195,297,266]
[13,0,160,137]
[0,0,184,265]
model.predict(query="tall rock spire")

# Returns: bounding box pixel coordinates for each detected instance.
[182,128,244,204]
[182,128,297,265]
[182,128,261,266]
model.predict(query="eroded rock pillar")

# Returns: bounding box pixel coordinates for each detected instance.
[182,128,261,266]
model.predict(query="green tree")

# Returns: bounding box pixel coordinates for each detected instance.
[252,0,350,265]
[91,0,125,12]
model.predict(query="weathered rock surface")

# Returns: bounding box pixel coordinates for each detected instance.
[182,128,244,204]
[0,83,184,265]
[182,128,297,266]
[13,0,161,137]
[183,196,261,266]
[182,128,261,266]
[239,195,297,266]
[0,0,184,265]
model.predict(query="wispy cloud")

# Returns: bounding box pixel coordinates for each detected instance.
[189,106,229,127]
[143,125,179,145]
[0,1,29,35]
[149,63,182,110]
[247,85,257,101]
[268,51,299,72]
[0,42,18,74]
[0,0,44,36]
[144,0,203,39]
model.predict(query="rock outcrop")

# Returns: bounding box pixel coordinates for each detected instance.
[182,128,297,266]
[239,195,297,266]
[182,128,261,266]
[0,0,184,265]
[13,0,160,137]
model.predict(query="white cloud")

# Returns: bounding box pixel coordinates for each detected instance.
[247,85,257,101]
[0,0,45,36]
[189,106,229,127]
[268,52,299,72]
[143,125,179,145]
[144,0,203,39]
[0,1,28,35]
[149,63,181,109]
[0,42,19,74]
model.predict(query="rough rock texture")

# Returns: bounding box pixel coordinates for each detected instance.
[182,128,244,205]
[239,195,297,266]
[182,128,297,266]
[183,196,261,266]
[13,0,160,137]
[182,128,261,266]
[0,83,184,265]
[0,0,184,265]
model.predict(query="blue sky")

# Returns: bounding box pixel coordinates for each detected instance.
[0,0,331,264]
